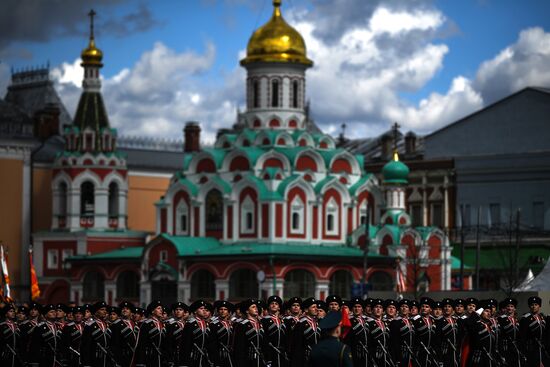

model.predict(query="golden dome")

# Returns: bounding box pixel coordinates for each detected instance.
[241,0,313,66]
[81,38,103,67]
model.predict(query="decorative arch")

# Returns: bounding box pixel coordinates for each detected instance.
[187,151,218,174]
[369,270,395,291]
[329,152,361,175]
[116,270,139,299]
[72,170,102,190]
[229,268,258,300]
[256,151,291,172]
[294,132,314,147]
[284,269,316,299]
[190,269,216,300]
[329,270,354,299]
[82,271,105,302]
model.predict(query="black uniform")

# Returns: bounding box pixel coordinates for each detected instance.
[464,313,497,367]
[411,314,437,367]
[61,321,84,367]
[134,317,165,367]
[209,317,233,367]
[344,314,370,367]
[80,317,113,367]
[309,335,353,367]
[388,316,414,367]
[261,314,288,367]
[367,317,392,367]
[180,316,212,367]
[109,318,137,367]
[435,315,461,367]
[234,317,264,367]
[290,315,320,367]
[0,318,20,367]
[519,312,547,367]
[17,318,38,358]
[497,314,522,367]
[28,320,60,367]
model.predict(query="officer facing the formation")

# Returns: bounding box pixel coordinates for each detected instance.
[234,299,264,367]
[519,296,547,367]
[134,300,166,367]
[310,311,353,367]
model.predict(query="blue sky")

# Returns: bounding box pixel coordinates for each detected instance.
[1,0,549,142]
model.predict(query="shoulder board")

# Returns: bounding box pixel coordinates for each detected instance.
[412,315,421,320]
[143,319,154,324]
[85,319,96,326]
[187,316,197,323]
[37,321,47,327]
[499,315,508,319]
[394,316,402,320]
[241,319,250,324]
[522,313,531,318]
[364,316,374,322]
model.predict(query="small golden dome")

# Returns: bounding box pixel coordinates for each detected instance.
[81,38,103,67]
[241,0,313,66]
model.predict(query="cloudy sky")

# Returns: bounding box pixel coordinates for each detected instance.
[1,0,549,143]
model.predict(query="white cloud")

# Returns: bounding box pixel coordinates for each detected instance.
[369,7,445,35]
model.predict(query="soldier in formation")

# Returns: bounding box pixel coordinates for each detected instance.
[0,295,549,367]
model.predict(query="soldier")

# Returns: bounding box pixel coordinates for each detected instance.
[364,299,374,317]
[412,297,437,367]
[367,299,393,367]
[134,300,166,367]
[80,301,114,367]
[310,311,353,367]
[261,295,288,367]
[389,299,415,367]
[464,301,498,367]
[15,305,27,323]
[109,303,137,367]
[82,304,93,321]
[133,307,145,327]
[209,300,234,367]
[61,306,85,367]
[56,304,68,330]
[465,298,478,316]
[28,304,60,367]
[497,298,522,367]
[317,300,327,320]
[384,299,398,322]
[290,297,320,367]
[410,300,420,318]
[432,301,444,319]
[283,297,302,333]
[0,304,21,367]
[344,297,370,367]
[435,298,461,367]
[326,295,342,312]
[519,296,547,367]
[180,300,213,367]
[119,301,138,340]
[454,299,466,318]
[164,302,187,367]
[108,306,121,324]
[18,301,40,358]
[234,299,265,367]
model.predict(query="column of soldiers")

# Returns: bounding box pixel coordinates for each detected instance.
[0,295,549,367]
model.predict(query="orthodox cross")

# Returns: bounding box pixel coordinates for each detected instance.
[88,9,96,39]
[391,121,400,151]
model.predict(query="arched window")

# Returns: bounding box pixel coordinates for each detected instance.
[205,189,223,232]
[329,270,353,299]
[359,201,368,225]
[80,181,95,216]
[284,269,315,299]
[326,198,339,235]
[271,79,279,107]
[108,182,119,217]
[116,271,139,299]
[191,269,216,300]
[83,271,104,301]
[253,80,260,108]
[290,196,304,234]
[292,80,299,108]
[176,200,189,235]
[229,268,258,300]
[369,271,394,291]
[241,195,255,233]
[58,182,67,217]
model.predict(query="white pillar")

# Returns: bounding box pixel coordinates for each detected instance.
[68,186,81,228]
[215,279,230,300]
[315,280,329,300]
[443,175,450,229]
[422,175,428,226]
[118,188,127,229]
[95,187,109,228]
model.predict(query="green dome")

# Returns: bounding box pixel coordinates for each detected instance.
[382,152,409,184]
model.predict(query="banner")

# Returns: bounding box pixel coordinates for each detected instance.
[29,247,41,300]
[0,245,12,301]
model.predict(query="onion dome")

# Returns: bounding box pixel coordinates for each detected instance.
[240,0,313,66]
[81,9,103,67]
[382,151,409,184]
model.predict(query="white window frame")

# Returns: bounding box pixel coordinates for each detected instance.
[47,249,59,269]
[241,195,255,234]
[290,196,305,234]
[176,200,189,235]
[359,201,368,225]
[62,249,73,269]
[326,198,339,236]
[160,250,168,263]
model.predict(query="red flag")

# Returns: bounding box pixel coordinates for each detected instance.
[29,248,41,300]
[340,306,352,339]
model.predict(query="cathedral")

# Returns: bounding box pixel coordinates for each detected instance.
[30,1,452,305]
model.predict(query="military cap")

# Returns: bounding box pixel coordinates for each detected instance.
[189,300,207,312]
[82,304,93,312]
[41,304,56,314]
[384,299,398,308]
[134,307,145,315]
[267,295,283,308]
[109,306,122,315]
[502,298,518,307]
[240,299,261,314]
[287,297,302,306]
[487,298,498,308]
[528,296,542,306]
[119,301,135,310]
[301,297,317,309]
[454,298,465,307]
[146,300,163,314]
[213,300,234,312]
[73,306,84,314]
[465,297,478,306]
[1,303,16,316]
[433,301,443,309]
[319,311,342,330]
[171,302,189,312]
[17,305,29,315]
[372,299,384,307]
[317,300,328,312]
[56,303,70,313]
[419,297,434,308]
[479,300,492,310]
[205,302,214,312]
[349,297,364,307]
[325,295,342,306]
[410,300,419,308]
[442,298,454,306]
[29,302,41,311]
[365,298,374,307]
[92,301,108,313]
[398,299,411,307]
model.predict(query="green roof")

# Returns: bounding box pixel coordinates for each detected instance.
[243,174,283,201]
[277,174,301,196]
[68,246,143,261]
[382,157,409,184]
[211,176,232,194]
[178,177,199,196]
[349,175,371,195]
[451,256,472,270]
[318,148,345,167]
[314,175,336,194]
[451,244,550,271]
[183,154,193,170]
[202,148,227,168]
[238,129,258,144]
[239,147,265,166]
